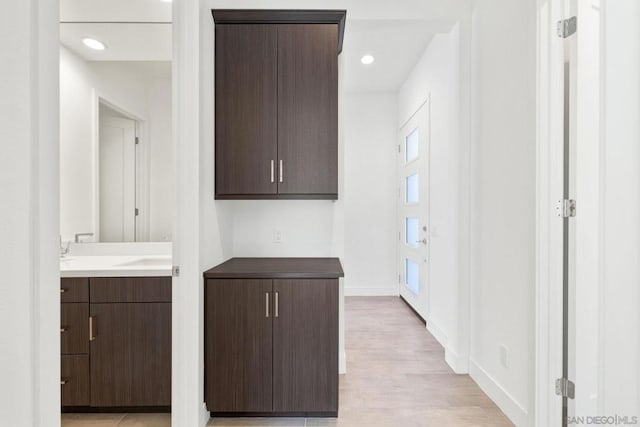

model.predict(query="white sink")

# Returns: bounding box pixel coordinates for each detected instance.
[116,257,172,267]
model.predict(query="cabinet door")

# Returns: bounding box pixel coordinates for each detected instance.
[205,279,273,412]
[277,24,339,197]
[215,24,278,197]
[89,303,171,406]
[273,279,339,413]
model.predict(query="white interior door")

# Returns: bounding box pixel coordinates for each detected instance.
[99,115,137,242]
[397,100,430,319]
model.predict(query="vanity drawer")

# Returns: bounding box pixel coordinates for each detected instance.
[90,277,172,303]
[61,354,90,406]
[60,278,89,303]
[61,303,89,354]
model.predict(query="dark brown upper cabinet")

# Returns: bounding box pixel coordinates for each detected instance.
[212,10,346,200]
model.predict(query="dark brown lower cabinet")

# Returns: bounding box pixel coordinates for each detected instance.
[90,303,172,407]
[60,277,171,410]
[206,279,273,412]
[272,279,338,413]
[205,271,339,416]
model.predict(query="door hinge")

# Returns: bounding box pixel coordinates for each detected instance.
[397,144,401,153]
[555,378,575,399]
[135,208,139,216]
[398,231,401,241]
[556,199,576,218]
[135,136,139,145]
[557,16,577,38]
[398,274,401,284]
[172,266,180,277]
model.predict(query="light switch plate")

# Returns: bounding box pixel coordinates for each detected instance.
[273,230,283,243]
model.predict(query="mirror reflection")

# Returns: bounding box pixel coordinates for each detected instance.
[59,0,173,243]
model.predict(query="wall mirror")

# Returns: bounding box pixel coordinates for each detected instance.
[59,0,173,243]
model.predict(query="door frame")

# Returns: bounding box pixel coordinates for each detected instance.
[92,92,150,242]
[535,0,605,425]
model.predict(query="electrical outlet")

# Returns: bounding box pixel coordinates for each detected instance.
[499,344,509,368]
[273,230,283,243]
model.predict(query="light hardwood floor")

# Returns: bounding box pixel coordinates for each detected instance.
[63,297,512,427]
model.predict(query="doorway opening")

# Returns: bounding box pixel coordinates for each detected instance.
[97,100,141,242]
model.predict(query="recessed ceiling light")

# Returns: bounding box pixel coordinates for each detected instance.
[82,38,106,51]
[160,0,172,3]
[361,54,375,65]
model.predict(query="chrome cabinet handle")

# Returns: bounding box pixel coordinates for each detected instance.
[60,379,68,385]
[60,288,66,294]
[279,160,283,183]
[270,160,275,183]
[275,292,279,318]
[265,292,270,318]
[89,316,95,341]
[60,327,67,333]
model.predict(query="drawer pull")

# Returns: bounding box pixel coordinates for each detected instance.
[60,327,67,333]
[60,379,68,385]
[89,316,95,341]
[60,288,67,294]
[279,160,283,183]
[275,291,279,318]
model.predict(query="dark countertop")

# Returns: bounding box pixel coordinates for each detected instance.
[203,257,344,279]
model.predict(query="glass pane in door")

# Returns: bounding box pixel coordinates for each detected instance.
[405,173,419,204]
[405,128,419,163]
[405,258,419,295]
[406,217,419,247]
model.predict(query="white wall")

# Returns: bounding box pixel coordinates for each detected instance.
[59,47,173,242]
[343,93,397,296]
[599,0,640,416]
[397,26,461,365]
[0,0,60,426]
[148,77,175,242]
[468,0,536,425]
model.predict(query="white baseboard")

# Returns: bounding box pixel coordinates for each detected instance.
[339,350,347,374]
[444,347,468,374]
[426,319,468,374]
[426,318,448,348]
[344,286,399,296]
[469,358,528,427]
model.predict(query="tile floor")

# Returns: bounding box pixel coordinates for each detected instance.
[63,297,513,427]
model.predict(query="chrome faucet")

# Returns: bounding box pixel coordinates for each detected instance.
[74,232,94,243]
[59,236,70,258]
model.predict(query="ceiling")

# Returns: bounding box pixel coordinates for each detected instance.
[60,0,171,61]
[60,0,465,90]
[342,19,454,93]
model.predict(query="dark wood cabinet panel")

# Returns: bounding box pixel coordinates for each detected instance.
[61,355,90,406]
[90,277,171,303]
[215,24,278,197]
[205,279,273,413]
[272,279,339,413]
[60,278,88,303]
[61,303,89,355]
[89,303,171,407]
[277,24,338,196]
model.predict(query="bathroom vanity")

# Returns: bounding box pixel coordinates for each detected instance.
[60,245,172,411]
